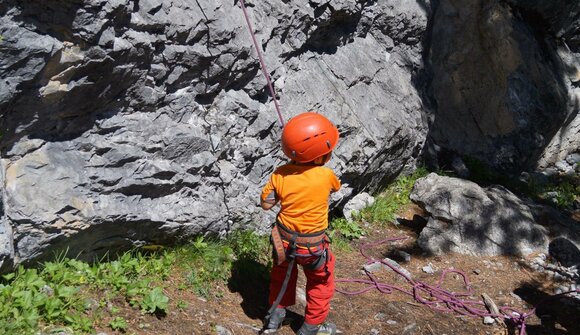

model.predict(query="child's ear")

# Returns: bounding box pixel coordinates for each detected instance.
[318,153,331,164]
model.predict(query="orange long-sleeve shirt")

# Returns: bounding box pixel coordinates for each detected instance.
[261,163,341,233]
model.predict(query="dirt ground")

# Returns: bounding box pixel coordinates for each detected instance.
[94,205,580,335]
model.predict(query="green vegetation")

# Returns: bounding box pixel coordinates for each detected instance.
[178,231,271,298]
[0,231,271,334]
[329,217,365,240]
[360,167,429,225]
[0,250,173,334]
[534,176,580,209]
[328,167,430,250]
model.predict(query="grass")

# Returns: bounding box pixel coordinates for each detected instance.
[359,166,429,225]
[0,231,271,334]
[0,250,174,334]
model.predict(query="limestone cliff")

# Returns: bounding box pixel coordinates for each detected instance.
[0,0,578,271]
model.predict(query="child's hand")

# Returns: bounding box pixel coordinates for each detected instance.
[260,191,279,210]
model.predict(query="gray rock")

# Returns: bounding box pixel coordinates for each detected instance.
[373,312,387,321]
[364,261,384,274]
[215,325,233,335]
[428,0,580,173]
[566,153,580,165]
[0,215,14,273]
[483,316,495,325]
[0,0,579,269]
[451,156,470,179]
[411,173,550,256]
[422,263,435,274]
[395,250,411,263]
[401,323,417,335]
[343,192,375,222]
[555,160,574,174]
[0,0,429,268]
[40,285,54,297]
[549,237,580,268]
[296,287,307,306]
[383,258,412,279]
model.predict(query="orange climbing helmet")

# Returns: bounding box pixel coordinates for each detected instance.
[281,112,339,163]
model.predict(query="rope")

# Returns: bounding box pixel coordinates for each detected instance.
[238,0,285,127]
[336,236,580,335]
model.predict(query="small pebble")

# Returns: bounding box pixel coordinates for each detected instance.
[402,323,417,335]
[374,312,386,321]
[510,292,522,301]
[396,250,411,263]
[215,325,233,335]
[422,263,435,274]
[483,316,495,325]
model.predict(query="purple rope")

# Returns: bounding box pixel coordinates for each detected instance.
[239,0,285,127]
[336,236,580,335]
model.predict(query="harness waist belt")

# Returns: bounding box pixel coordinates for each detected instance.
[276,221,327,248]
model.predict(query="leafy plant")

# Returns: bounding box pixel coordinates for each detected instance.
[109,316,128,331]
[176,299,188,310]
[0,264,89,334]
[329,217,365,240]
[178,237,235,298]
[552,181,579,208]
[534,179,580,209]
[326,230,354,253]
[361,167,429,225]
[140,287,169,314]
[229,230,270,263]
[0,247,178,334]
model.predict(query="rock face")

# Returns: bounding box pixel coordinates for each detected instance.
[410,173,580,257]
[1,0,579,270]
[0,0,429,269]
[427,0,580,172]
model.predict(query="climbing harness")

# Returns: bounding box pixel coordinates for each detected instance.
[336,236,580,335]
[263,221,330,332]
[239,0,285,127]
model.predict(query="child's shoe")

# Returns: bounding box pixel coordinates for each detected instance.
[263,308,286,333]
[297,322,336,335]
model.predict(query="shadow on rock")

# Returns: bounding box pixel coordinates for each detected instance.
[549,237,580,268]
[513,281,579,335]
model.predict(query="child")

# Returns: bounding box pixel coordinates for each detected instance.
[260,112,340,335]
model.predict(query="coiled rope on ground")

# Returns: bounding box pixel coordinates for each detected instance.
[335,236,580,335]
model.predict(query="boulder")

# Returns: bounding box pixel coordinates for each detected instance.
[410,173,549,256]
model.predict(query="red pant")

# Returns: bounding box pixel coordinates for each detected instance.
[268,244,335,325]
